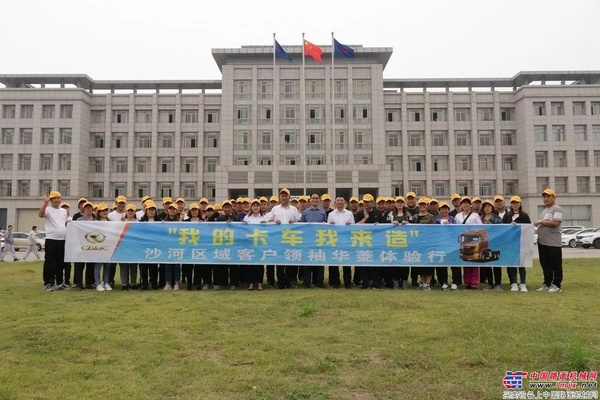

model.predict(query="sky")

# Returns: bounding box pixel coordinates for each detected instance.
[1,0,599,82]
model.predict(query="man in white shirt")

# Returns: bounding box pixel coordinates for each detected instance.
[269,188,300,289]
[38,191,68,291]
[108,195,127,221]
[327,196,355,288]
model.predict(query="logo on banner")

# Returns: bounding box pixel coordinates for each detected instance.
[82,231,109,251]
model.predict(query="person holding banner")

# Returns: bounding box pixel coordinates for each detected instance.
[435,202,455,290]
[139,200,162,291]
[388,197,409,289]
[414,198,436,290]
[502,195,531,292]
[93,204,113,291]
[243,199,268,291]
[182,203,203,291]
[269,188,301,289]
[39,191,69,291]
[356,194,382,289]
[454,197,483,289]
[480,199,503,291]
[327,196,355,289]
[301,193,327,288]
[118,204,139,291]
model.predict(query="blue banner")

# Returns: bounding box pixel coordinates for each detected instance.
[65,221,534,267]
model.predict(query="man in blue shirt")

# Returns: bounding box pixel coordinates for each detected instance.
[301,193,327,287]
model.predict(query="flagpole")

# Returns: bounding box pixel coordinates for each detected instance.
[273,33,276,171]
[301,33,306,194]
[331,32,336,189]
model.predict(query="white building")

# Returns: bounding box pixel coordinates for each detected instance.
[1,44,600,230]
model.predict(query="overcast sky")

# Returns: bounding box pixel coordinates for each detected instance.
[1,0,599,82]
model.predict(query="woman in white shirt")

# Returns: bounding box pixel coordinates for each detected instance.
[243,199,267,290]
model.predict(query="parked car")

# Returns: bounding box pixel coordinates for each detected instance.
[575,227,600,249]
[562,228,595,248]
[561,225,585,232]
[11,232,45,252]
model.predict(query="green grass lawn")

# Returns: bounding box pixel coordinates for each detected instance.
[1,259,599,400]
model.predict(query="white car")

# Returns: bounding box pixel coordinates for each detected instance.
[562,228,594,248]
[575,227,600,249]
[11,232,45,252]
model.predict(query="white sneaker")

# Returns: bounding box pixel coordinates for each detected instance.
[537,284,550,292]
[164,284,172,291]
[519,283,528,292]
[422,284,431,291]
[173,283,180,291]
[202,284,210,290]
[104,282,112,291]
[96,282,105,292]
[441,283,449,290]
[510,283,519,292]
[548,284,561,293]
[450,284,458,290]
[44,284,54,292]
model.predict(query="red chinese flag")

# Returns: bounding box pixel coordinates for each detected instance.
[303,40,323,63]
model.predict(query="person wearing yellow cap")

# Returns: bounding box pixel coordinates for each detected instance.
[449,194,462,218]
[493,195,507,219]
[136,196,152,220]
[243,199,268,291]
[118,204,140,291]
[502,195,531,292]
[72,201,96,291]
[321,194,333,215]
[435,201,456,291]
[108,195,127,221]
[327,196,356,289]
[158,197,173,220]
[213,199,238,291]
[355,193,382,289]
[480,199,503,291]
[300,193,327,288]
[387,196,411,289]
[412,197,436,290]
[270,188,301,289]
[93,203,114,292]
[404,192,419,222]
[139,200,162,291]
[38,191,68,291]
[455,197,483,290]
[71,197,89,221]
[471,197,483,217]
[534,188,564,293]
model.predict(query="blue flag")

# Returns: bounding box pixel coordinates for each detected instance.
[334,39,355,58]
[274,40,292,63]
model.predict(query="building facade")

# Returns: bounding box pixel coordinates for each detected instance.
[1,44,600,230]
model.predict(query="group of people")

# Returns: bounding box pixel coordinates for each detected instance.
[33,187,564,293]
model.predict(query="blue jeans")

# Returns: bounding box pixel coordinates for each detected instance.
[94,263,111,284]
[164,264,181,284]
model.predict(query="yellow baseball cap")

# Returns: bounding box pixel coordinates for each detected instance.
[439,201,450,209]
[251,198,261,205]
[189,203,200,210]
[162,197,173,204]
[259,196,268,202]
[49,190,61,199]
[299,195,309,202]
[145,200,157,209]
[279,188,290,195]
[321,194,331,201]
[376,196,385,203]
[542,188,556,197]
[175,197,185,204]
[206,205,215,211]
[472,196,481,203]
[406,191,417,198]
[126,204,137,211]
[291,198,299,203]
[60,202,70,208]
[214,204,222,211]
[82,201,93,209]
[96,203,108,211]
[77,197,88,205]
[429,198,439,205]
[417,197,429,205]
[199,198,209,204]
[482,199,494,207]
[460,196,472,204]
[494,195,505,202]
[168,203,178,209]
[510,195,522,203]
[270,195,279,202]
[362,194,374,202]
[349,196,359,203]
[222,200,232,206]
[395,196,405,202]
[116,195,127,203]
[451,193,461,201]
[141,195,151,204]
[236,197,245,203]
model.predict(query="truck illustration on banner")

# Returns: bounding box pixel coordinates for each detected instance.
[458,229,501,262]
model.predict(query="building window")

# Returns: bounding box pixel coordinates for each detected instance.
[535,151,548,168]
[595,151,600,167]
[501,108,515,121]
[501,130,516,146]
[92,133,105,148]
[135,110,152,123]
[133,182,150,198]
[234,80,251,99]
[183,111,198,124]
[205,134,218,148]
[534,126,547,142]
[1,128,14,144]
[591,102,600,116]
[576,177,589,193]
[574,125,587,142]
[260,131,272,150]
[387,156,402,172]
[432,131,447,146]
[0,154,13,171]
[19,154,31,170]
[409,156,425,172]
[409,181,425,195]
[159,158,173,173]
[20,129,33,145]
[433,181,449,197]
[40,154,53,171]
[259,157,272,166]
[309,107,322,124]
[91,158,104,173]
[18,180,30,196]
[334,107,346,123]
[431,108,447,122]
[283,106,296,124]
[456,156,472,171]
[386,109,400,122]
[283,131,297,150]
[477,108,494,121]
[112,133,128,149]
[0,180,12,196]
[259,80,272,100]
[455,130,471,146]
[533,102,546,116]
[58,180,70,197]
[182,157,197,173]
[479,180,495,197]
[307,131,322,150]
[41,128,54,144]
[2,105,16,119]
[334,80,347,99]
[21,105,33,119]
[387,132,400,147]
[60,105,73,119]
[454,108,470,122]
[478,130,494,146]
[575,151,588,168]
[555,177,568,193]
[504,180,518,196]
[502,155,516,171]
[181,182,197,199]
[58,154,71,171]
[306,80,324,99]
[356,155,372,164]
[335,155,349,165]
[479,155,495,171]
[552,125,565,142]
[234,131,250,151]
[408,131,423,147]
[408,109,423,122]
[42,105,55,119]
[159,133,173,148]
[136,133,151,148]
[551,102,564,116]
[205,158,218,173]
[260,106,272,123]
[553,151,567,168]
[159,110,175,123]
[282,155,299,166]
[573,101,586,116]
[110,183,127,197]
[182,134,197,148]
[59,128,72,145]
[236,107,249,124]
[91,110,106,123]
[594,125,600,142]
[135,158,149,173]
[353,80,371,99]
[113,110,128,124]
[39,180,52,196]
[90,183,104,198]
[456,180,472,196]
[112,158,128,173]
[205,111,220,123]
[307,155,324,165]
[432,156,448,172]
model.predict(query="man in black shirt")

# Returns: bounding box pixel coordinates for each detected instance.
[355,194,382,289]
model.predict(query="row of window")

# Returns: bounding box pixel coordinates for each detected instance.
[0,128,72,145]
[385,155,518,172]
[385,107,515,123]
[534,150,600,168]
[533,101,600,116]
[234,79,363,100]
[533,125,600,142]
[386,130,516,147]
[89,132,216,149]
[0,154,71,171]
[1,104,73,119]
[90,110,221,124]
